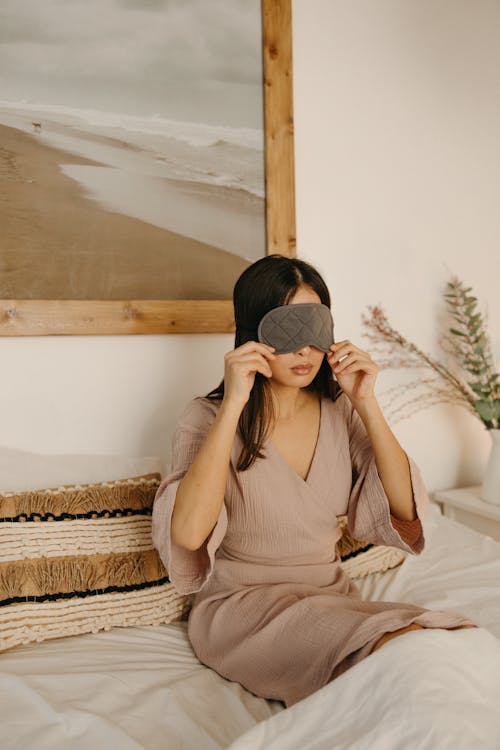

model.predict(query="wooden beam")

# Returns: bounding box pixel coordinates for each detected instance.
[262,0,296,257]
[0,300,235,336]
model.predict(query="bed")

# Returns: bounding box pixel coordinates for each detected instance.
[1,446,500,750]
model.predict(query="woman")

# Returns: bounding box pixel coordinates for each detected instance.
[152,254,477,708]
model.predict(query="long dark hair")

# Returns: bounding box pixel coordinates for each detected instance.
[204,254,342,471]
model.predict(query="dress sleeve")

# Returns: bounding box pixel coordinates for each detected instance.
[345,396,429,555]
[151,397,228,595]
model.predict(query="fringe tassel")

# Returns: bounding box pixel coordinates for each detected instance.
[30,557,99,595]
[0,474,161,520]
[0,549,168,600]
[104,552,147,588]
[0,563,26,599]
[335,514,370,558]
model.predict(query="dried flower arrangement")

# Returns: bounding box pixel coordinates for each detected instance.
[362,277,500,429]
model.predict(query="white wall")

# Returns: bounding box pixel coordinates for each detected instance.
[1,0,499,492]
[0,333,229,470]
[292,0,500,491]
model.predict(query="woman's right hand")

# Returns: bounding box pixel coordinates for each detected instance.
[222,341,276,411]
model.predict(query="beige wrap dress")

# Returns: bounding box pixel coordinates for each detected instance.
[152,393,476,707]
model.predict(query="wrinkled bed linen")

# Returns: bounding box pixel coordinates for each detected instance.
[228,626,500,750]
[0,503,499,750]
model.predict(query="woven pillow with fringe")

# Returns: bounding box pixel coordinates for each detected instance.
[0,473,190,653]
[335,515,407,578]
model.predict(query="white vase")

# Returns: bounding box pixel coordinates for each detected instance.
[480,429,500,505]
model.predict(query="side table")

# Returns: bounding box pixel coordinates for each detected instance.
[432,486,500,542]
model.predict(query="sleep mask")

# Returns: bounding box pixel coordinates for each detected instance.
[257,302,334,354]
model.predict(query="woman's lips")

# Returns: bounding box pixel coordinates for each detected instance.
[291,365,313,375]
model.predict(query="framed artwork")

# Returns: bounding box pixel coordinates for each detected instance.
[0,0,295,336]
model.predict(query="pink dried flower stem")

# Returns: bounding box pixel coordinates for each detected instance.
[361,305,477,415]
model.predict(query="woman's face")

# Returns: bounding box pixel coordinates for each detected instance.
[267,286,326,387]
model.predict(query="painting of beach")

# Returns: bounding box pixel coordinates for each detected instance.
[0,0,265,300]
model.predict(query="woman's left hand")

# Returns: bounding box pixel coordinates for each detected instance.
[327,340,378,402]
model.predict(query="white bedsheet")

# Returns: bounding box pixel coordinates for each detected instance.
[229,627,500,750]
[1,502,499,750]
[355,500,500,639]
[0,622,283,750]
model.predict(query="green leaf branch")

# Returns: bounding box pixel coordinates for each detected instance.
[362,276,499,429]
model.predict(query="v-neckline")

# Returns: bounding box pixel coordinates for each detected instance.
[267,395,324,486]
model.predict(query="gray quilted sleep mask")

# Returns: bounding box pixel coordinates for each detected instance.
[257,303,334,354]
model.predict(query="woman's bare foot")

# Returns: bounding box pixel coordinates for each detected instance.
[372,622,478,653]
[372,623,425,652]
[449,624,478,630]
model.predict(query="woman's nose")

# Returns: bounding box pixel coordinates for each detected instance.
[296,344,311,354]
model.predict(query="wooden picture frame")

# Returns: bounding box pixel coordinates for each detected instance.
[0,0,295,337]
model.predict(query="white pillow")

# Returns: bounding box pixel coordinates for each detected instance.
[0,445,163,491]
